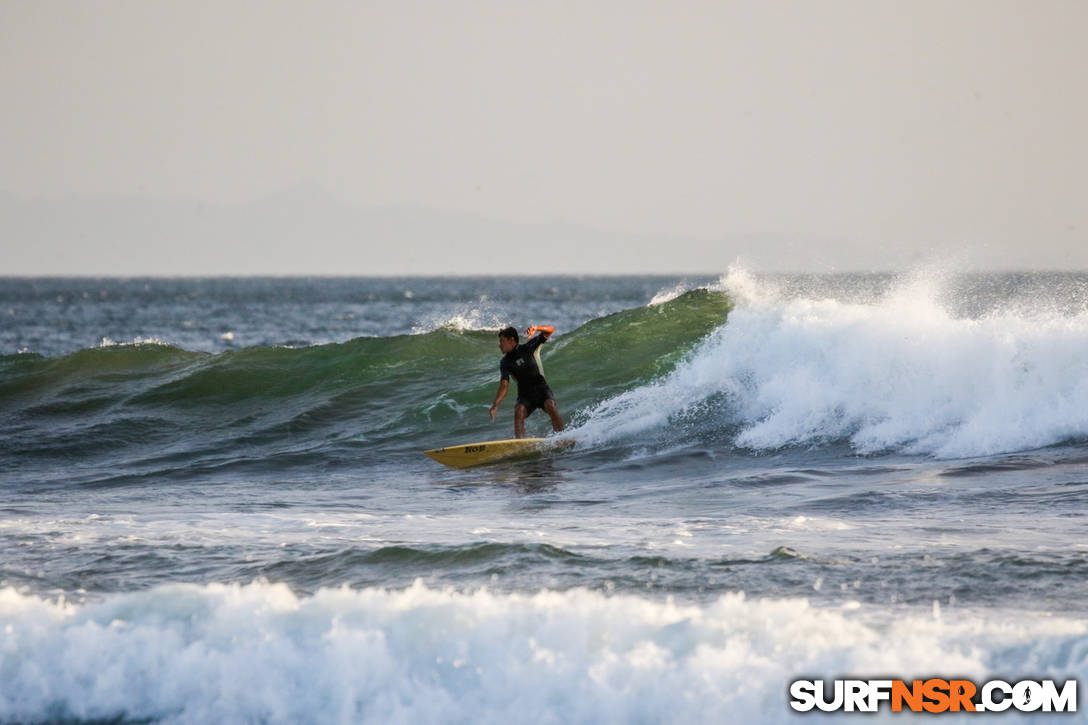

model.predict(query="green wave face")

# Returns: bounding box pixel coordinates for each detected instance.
[0,290,731,462]
[547,288,733,406]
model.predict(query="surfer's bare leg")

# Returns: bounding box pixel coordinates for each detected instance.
[543,399,564,433]
[514,404,528,439]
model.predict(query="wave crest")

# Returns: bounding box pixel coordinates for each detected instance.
[578,270,1088,458]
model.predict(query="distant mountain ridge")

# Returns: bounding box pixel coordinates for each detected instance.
[0,192,734,276]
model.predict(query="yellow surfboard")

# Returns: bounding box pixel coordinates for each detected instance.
[423,437,575,469]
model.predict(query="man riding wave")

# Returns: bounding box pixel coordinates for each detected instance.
[490,325,564,439]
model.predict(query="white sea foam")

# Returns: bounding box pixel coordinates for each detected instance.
[648,282,693,306]
[576,267,1088,458]
[0,582,1083,724]
[411,302,506,334]
[97,336,173,348]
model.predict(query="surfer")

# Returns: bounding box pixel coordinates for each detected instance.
[490,325,564,438]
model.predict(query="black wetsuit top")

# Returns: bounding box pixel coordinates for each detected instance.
[499,333,554,414]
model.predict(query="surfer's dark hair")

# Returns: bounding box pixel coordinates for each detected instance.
[499,326,519,342]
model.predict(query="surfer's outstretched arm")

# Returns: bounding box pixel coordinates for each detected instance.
[489,380,509,420]
[525,325,555,341]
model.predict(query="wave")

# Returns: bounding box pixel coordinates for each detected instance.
[1,581,1084,724]
[574,268,1088,459]
[8,267,1088,470]
[0,290,731,478]
[1,289,730,408]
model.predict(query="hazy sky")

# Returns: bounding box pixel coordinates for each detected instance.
[2,0,1086,274]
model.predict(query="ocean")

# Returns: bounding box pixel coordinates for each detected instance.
[2,270,1087,723]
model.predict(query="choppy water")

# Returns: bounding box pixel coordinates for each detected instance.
[2,270,1088,723]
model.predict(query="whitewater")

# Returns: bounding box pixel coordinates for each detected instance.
[577,269,1088,458]
[2,271,1087,723]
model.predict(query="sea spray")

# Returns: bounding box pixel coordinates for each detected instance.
[574,268,1088,458]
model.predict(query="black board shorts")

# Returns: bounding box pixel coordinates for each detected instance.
[516,384,555,416]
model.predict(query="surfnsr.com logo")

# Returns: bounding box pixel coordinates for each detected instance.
[789,678,1077,713]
